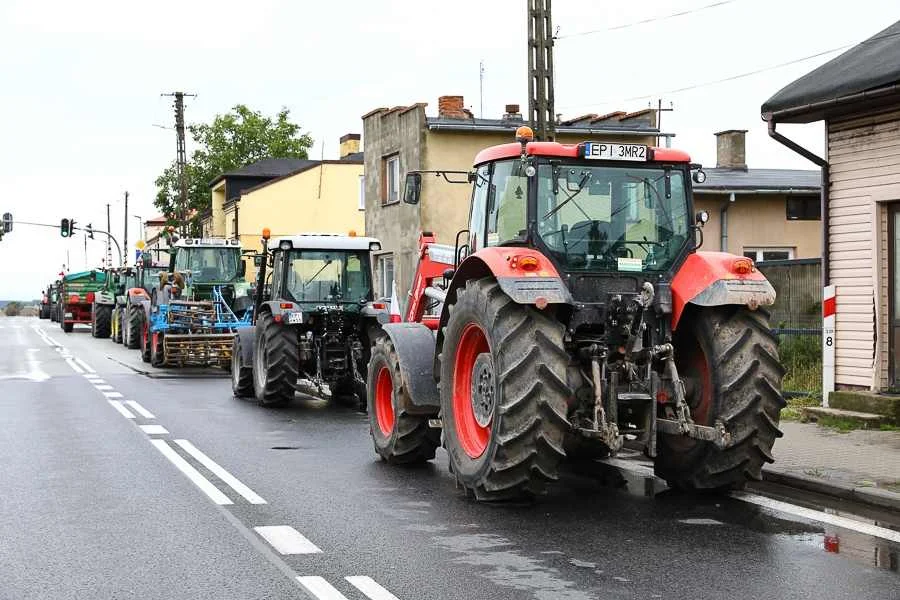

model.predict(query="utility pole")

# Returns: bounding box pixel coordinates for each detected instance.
[655,99,674,147]
[479,60,485,118]
[106,203,112,266]
[528,0,555,141]
[161,91,196,235]
[123,190,129,266]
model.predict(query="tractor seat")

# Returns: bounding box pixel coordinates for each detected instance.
[566,220,610,255]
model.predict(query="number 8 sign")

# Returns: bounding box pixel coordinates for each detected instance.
[823,285,836,406]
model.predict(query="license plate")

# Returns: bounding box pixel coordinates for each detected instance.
[286,311,304,324]
[583,143,647,161]
[64,313,73,318]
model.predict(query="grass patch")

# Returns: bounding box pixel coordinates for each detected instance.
[780,395,820,421]
[816,415,860,432]
[880,423,900,431]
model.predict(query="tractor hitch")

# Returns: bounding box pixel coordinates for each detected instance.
[656,418,731,449]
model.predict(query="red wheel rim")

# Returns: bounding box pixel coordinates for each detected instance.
[452,323,491,458]
[143,321,148,346]
[689,346,712,425]
[374,367,395,436]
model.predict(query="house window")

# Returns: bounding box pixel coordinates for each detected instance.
[786,196,821,220]
[358,174,366,210]
[377,254,394,299]
[743,247,795,262]
[383,155,400,205]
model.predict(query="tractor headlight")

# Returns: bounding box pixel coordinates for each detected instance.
[279,240,292,251]
[369,242,381,252]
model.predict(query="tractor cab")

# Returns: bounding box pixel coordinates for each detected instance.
[167,238,251,313]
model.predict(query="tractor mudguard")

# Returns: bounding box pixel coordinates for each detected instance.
[235,327,257,369]
[381,322,440,412]
[127,287,150,302]
[671,251,776,329]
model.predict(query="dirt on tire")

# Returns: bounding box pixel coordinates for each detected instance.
[655,306,786,490]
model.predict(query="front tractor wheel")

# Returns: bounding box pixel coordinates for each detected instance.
[252,313,299,407]
[367,337,439,464]
[140,315,151,363]
[92,304,112,338]
[440,278,571,501]
[655,306,786,491]
[150,332,166,368]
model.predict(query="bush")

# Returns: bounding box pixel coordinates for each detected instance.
[778,334,822,395]
[4,302,21,316]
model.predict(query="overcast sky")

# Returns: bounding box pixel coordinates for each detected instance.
[1,0,897,300]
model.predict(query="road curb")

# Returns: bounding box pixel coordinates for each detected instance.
[762,468,900,512]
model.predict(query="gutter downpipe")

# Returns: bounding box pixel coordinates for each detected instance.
[765,117,831,404]
[720,193,735,252]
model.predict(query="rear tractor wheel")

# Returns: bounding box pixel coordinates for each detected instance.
[231,335,253,398]
[252,313,299,407]
[440,278,571,501]
[92,304,112,338]
[140,315,151,363]
[655,306,786,490]
[126,305,142,349]
[150,331,166,368]
[367,336,439,464]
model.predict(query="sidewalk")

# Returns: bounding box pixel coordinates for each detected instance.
[764,421,900,509]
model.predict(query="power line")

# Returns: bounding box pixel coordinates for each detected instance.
[559,29,900,110]
[556,0,740,39]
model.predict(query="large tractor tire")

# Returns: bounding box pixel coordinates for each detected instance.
[140,316,151,363]
[126,305,142,349]
[655,306,786,491]
[252,313,298,406]
[92,304,112,338]
[61,319,73,333]
[150,332,166,368]
[440,278,571,501]
[39,305,49,319]
[231,336,253,398]
[50,306,57,322]
[367,336,440,464]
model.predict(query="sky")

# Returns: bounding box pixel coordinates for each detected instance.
[1,0,898,300]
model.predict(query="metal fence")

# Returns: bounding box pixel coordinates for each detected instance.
[755,258,822,398]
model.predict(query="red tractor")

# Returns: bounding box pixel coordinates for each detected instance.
[366,127,785,500]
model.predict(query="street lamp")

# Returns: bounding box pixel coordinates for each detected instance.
[134,215,144,241]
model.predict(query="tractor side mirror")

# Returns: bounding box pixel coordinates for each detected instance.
[403,173,422,205]
[239,261,247,277]
[253,255,263,267]
[692,169,707,184]
[695,210,710,227]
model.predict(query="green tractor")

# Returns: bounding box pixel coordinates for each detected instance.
[122,260,169,352]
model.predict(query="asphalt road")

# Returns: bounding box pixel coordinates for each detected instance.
[2,315,899,600]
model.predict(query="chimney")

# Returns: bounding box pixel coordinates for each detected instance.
[715,129,748,170]
[502,104,523,121]
[438,95,468,119]
[339,133,361,159]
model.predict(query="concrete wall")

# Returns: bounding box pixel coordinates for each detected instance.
[694,193,822,258]
[210,182,226,237]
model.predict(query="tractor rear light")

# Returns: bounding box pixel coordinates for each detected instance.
[732,257,754,275]
[69,294,80,304]
[372,302,385,309]
[656,391,670,403]
[534,296,548,310]
[86,292,95,303]
[517,255,540,272]
[273,314,283,323]
[279,302,293,309]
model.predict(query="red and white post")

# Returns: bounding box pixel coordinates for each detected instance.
[822,285,836,407]
[389,280,402,323]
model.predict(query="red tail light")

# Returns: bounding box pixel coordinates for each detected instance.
[732,258,754,275]
[86,292,95,303]
[372,302,385,309]
[273,314,283,323]
[389,314,402,323]
[279,302,294,309]
[69,294,80,304]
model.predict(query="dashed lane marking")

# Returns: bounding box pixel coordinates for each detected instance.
[108,400,136,419]
[174,439,266,505]
[65,358,84,373]
[103,391,124,398]
[150,439,233,506]
[74,357,94,372]
[732,491,900,544]
[140,425,169,435]
[296,577,351,600]
[94,384,114,391]
[125,400,155,419]
[86,378,105,384]
[345,576,401,600]
[254,526,322,555]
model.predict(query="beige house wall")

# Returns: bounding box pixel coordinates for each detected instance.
[826,106,900,391]
[694,193,822,258]
[210,181,227,237]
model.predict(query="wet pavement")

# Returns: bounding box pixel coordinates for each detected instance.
[1,316,898,599]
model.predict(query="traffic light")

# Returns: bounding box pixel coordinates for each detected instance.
[85,223,94,239]
[1,213,11,234]
[60,218,75,237]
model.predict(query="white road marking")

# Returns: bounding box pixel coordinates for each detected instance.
[103,391,124,398]
[64,357,84,373]
[254,526,322,555]
[140,425,169,435]
[93,384,113,390]
[732,491,900,544]
[84,375,104,382]
[296,577,350,600]
[150,439,233,506]
[174,439,266,504]
[108,400,136,419]
[125,400,155,419]
[346,576,401,600]
[74,358,94,372]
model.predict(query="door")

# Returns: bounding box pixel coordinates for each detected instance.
[891,204,900,388]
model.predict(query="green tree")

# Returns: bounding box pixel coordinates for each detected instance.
[4,301,21,316]
[154,105,314,234]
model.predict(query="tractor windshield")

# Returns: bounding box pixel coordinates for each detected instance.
[175,247,242,283]
[535,163,690,272]
[283,250,372,304]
